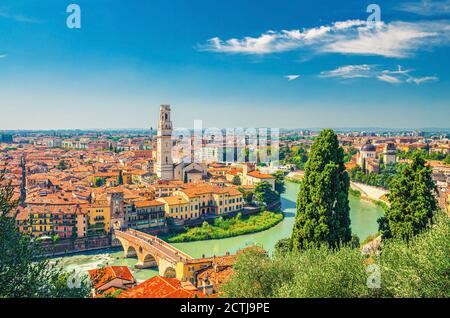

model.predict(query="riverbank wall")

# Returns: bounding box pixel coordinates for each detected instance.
[350,182,389,204]
[40,235,112,257]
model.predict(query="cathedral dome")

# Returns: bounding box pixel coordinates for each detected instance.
[361,143,376,152]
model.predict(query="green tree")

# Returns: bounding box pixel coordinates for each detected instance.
[253,181,279,206]
[231,175,241,186]
[343,147,358,163]
[238,187,254,206]
[0,173,91,298]
[444,154,450,165]
[291,129,351,250]
[220,247,288,298]
[272,171,286,194]
[94,177,105,188]
[117,170,124,185]
[57,160,67,171]
[378,152,438,240]
[222,211,449,298]
[274,237,292,256]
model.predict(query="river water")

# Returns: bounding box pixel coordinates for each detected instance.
[55,182,384,282]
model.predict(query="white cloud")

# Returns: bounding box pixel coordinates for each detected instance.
[201,19,450,58]
[323,21,448,58]
[398,0,450,16]
[381,65,414,76]
[0,54,7,58]
[200,20,366,55]
[406,75,439,84]
[319,64,373,78]
[285,75,300,81]
[0,10,40,23]
[377,74,403,84]
[320,64,439,85]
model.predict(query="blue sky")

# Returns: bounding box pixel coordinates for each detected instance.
[0,0,449,130]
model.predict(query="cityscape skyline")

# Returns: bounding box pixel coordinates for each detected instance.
[1,0,449,303]
[1,0,450,129]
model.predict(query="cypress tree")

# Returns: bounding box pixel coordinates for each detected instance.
[378,152,438,240]
[291,129,351,250]
[117,170,124,185]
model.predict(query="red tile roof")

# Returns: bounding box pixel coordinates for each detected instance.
[88,266,135,290]
[134,200,165,208]
[117,276,205,298]
[247,170,275,179]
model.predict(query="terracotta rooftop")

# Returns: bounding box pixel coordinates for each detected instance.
[88,266,135,290]
[134,200,165,208]
[117,276,204,298]
[247,170,275,179]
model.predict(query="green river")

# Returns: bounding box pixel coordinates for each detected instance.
[55,182,384,282]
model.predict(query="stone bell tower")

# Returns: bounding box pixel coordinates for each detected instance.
[154,105,174,180]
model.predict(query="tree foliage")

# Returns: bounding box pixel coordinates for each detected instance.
[378,152,438,240]
[117,170,124,185]
[238,187,254,206]
[398,149,450,163]
[165,211,283,243]
[349,164,399,189]
[0,173,91,298]
[222,211,449,298]
[281,145,309,170]
[253,181,279,206]
[272,171,286,194]
[57,160,67,171]
[94,177,105,188]
[291,129,351,250]
[231,175,241,186]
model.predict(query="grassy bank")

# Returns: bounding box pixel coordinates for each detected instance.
[164,211,284,243]
[286,177,302,184]
[348,187,362,198]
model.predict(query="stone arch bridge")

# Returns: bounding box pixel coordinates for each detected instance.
[114,229,193,278]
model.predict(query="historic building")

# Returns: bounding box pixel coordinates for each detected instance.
[153,105,207,182]
[174,162,208,183]
[88,266,137,297]
[357,141,381,174]
[357,141,377,167]
[154,105,175,180]
[383,142,397,165]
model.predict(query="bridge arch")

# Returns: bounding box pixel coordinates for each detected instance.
[126,245,137,258]
[116,236,138,258]
[141,253,158,269]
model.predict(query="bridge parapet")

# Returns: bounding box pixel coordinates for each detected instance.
[114,229,193,270]
[126,229,193,261]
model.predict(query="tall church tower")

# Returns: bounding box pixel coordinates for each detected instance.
[154,105,174,180]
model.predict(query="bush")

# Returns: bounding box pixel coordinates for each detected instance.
[349,188,362,198]
[222,211,449,298]
[223,245,369,298]
[373,212,449,297]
